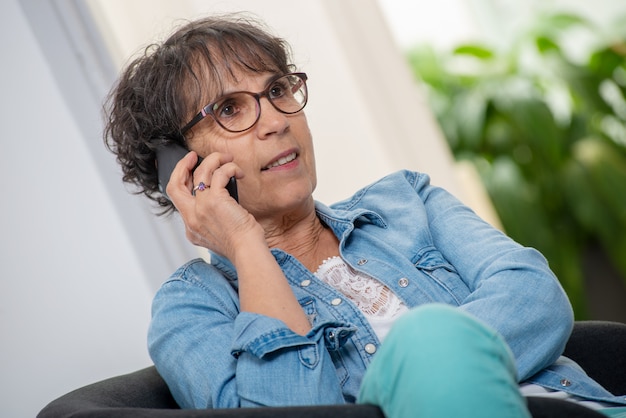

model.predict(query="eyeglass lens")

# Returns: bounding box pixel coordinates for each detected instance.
[211,73,307,133]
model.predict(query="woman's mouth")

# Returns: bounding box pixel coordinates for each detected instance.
[262,152,297,170]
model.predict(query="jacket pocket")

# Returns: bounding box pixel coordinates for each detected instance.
[415,250,469,305]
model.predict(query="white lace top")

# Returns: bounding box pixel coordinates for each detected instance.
[314,256,408,341]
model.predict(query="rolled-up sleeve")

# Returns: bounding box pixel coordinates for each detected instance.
[232,312,355,406]
[148,259,352,410]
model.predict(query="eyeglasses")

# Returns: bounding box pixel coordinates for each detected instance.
[180,72,308,134]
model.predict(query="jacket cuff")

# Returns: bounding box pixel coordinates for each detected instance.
[231,312,356,359]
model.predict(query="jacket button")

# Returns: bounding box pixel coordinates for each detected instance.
[365,343,377,354]
[560,379,572,387]
[357,259,368,266]
[398,278,409,288]
[300,279,311,287]
[331,298,342,306]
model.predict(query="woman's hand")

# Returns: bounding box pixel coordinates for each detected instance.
[165,151,264,259]
[166,151,311,335]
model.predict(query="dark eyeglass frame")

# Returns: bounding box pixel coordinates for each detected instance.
[180,72,308,134]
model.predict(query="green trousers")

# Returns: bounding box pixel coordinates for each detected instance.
[358,304,532,418]
[358,304,626,418]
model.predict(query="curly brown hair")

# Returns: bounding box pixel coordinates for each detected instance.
[103,15,293,214]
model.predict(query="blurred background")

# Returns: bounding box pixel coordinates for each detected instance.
[1,0,624,417]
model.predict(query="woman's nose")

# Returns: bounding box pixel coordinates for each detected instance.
[255,97,289,138]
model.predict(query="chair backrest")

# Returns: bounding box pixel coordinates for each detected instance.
[563,320,626,395]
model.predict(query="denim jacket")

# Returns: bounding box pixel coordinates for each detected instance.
[148,170,626,409]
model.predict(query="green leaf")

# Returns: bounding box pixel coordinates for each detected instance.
[492,96,565,167]
[588,46,626,80]
[534,13,592,35]
[536,36,560,54]
[453,44,494,60]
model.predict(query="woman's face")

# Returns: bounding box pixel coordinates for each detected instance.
[186,70,317,221]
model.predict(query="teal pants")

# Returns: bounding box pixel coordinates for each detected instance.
[358,304,626,418]
[358,304,532,418]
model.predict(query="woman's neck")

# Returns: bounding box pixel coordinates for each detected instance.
[263,209,339,272]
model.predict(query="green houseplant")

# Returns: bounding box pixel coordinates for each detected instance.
[407,13,626,318]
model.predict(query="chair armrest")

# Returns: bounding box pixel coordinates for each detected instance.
[37,367,178,417]
[37,366,383,418]
[564,320,626,396]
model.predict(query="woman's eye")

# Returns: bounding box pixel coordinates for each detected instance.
[269,83,287,99]
[221,105,235,116]
[214,99,239,118]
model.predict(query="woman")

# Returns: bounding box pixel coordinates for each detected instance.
[104,15,626,417]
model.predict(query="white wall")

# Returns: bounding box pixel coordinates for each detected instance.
[0,1,154,417]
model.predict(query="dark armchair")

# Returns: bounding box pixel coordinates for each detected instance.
[38,321,626,418]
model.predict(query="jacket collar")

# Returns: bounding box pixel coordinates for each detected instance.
[210,201,386,277]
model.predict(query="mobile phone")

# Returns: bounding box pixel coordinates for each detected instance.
[156,143,238,202]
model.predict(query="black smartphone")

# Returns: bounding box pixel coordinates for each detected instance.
[156,143,238,202]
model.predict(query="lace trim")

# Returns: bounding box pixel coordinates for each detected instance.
[314,256,405,318]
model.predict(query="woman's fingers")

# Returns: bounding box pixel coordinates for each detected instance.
[165,151,198,210]
[192,153,233,187]
[163,150,249,254]
[165,151,237,206]
[193,163,242,201]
